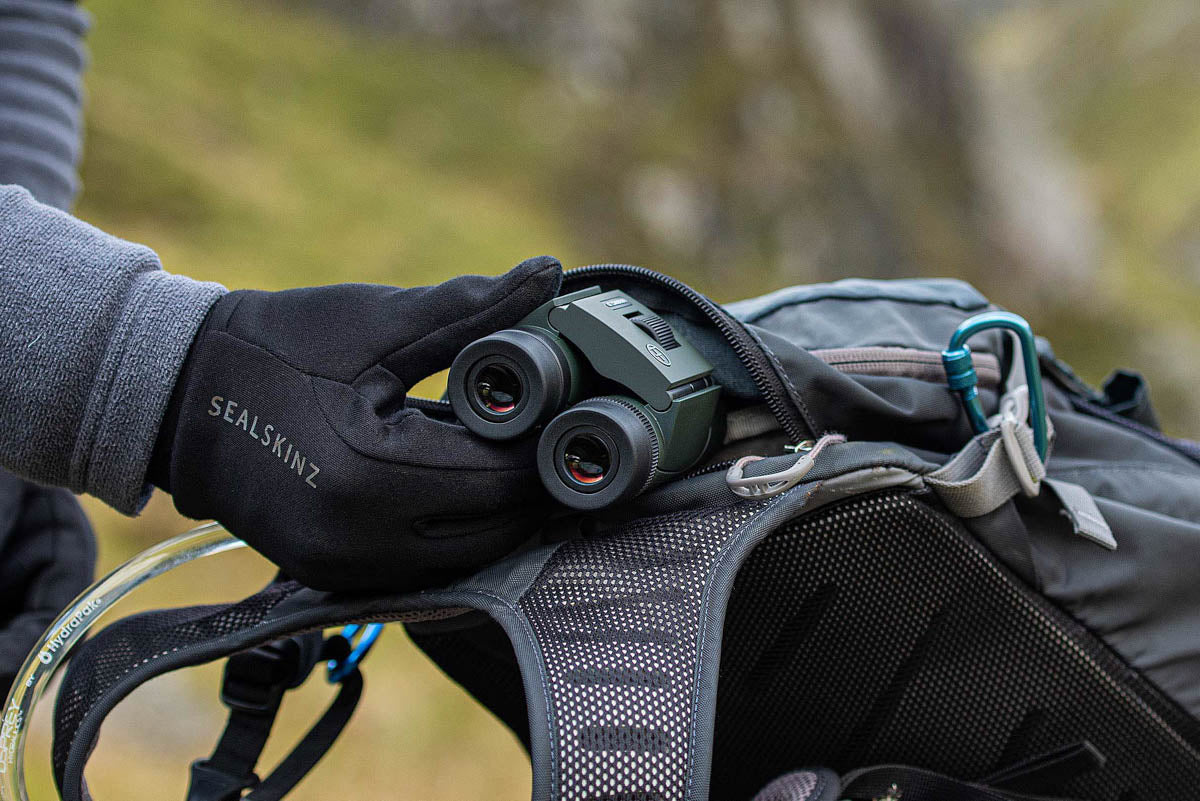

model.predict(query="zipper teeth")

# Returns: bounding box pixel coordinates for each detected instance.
[407,396,451,411]
[682,459,737,480]
[565,264,808,442]
[1069,396,1200,466]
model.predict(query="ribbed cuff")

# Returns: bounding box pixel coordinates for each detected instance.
[71,270,227,513]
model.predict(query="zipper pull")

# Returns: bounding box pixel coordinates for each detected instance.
[725,433,846,498]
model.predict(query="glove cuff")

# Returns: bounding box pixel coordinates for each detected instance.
[148,290,245,494]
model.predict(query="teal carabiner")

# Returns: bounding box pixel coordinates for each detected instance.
[942,311,1048,460]
[327,623,384,683]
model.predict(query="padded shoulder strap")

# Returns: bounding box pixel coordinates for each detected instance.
[499,482,831,801]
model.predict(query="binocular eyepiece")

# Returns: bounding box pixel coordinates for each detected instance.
[448,286,720,510]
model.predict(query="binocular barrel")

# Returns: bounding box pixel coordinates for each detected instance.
[447,287,719,510]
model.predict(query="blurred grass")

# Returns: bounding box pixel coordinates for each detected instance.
[74,0,579,291]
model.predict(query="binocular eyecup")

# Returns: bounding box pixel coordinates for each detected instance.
[538,396,661,510]
[447,328,575,441]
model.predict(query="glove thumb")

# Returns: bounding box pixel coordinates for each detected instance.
[372,255,563,395]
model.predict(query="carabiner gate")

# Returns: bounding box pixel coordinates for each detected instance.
[942,311,1049,461]
[326,622,384,683]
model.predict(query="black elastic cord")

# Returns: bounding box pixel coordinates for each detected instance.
[840,765,1082,801]
[984,741,1105,796]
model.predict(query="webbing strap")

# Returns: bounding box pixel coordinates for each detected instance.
[982,742,1105,796]
[247,673,361,801]
[926,425,1044,518]
[187,633,360,801]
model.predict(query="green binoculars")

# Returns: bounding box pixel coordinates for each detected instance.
[448,286,722,510]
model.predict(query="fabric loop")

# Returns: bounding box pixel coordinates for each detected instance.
[926,417,1049,518]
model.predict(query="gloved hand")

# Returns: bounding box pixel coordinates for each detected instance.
[151,257,564,593]
[0,472,96,698]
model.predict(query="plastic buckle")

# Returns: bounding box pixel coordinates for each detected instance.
[220,642,293,714]
[942,311,1049,461]
[326,623,384,684]
[725,433,846,499]
[187,758,259,801]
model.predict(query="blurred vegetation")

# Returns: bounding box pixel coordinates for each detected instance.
[22,0,1200,798]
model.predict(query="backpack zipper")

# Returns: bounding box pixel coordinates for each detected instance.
[1068,396,1200,466]
[564,264,811,443]
[412,264,812,444]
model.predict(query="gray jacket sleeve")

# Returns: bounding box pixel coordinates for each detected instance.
[0,186,227,513]
[0,1,227,514]
[0,0,89,209]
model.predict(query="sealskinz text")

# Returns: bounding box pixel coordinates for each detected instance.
[208,396,320,488]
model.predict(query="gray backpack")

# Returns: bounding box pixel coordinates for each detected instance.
[51,268,1200,801]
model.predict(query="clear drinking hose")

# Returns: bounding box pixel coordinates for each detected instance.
[0,523,245,801]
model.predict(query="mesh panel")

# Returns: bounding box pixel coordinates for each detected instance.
[517,501,770,801]
[712,492,1200,801]
[53,581,302,782]
[748,771,822,801]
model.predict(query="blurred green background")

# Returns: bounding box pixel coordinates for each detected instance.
[24,0,1200,798]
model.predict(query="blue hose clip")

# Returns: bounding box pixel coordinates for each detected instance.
[327,623,384,684]
[942,311,1049,461]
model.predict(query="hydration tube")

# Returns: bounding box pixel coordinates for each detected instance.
[0,523,245,801]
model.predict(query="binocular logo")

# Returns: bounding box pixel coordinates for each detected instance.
[645,343,672,366]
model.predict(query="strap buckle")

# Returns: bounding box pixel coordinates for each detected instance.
[187,758,259,801]
[221,640,301,714]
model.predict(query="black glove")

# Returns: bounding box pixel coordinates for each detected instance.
[151,257,564,593]
[0,472,96,698]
